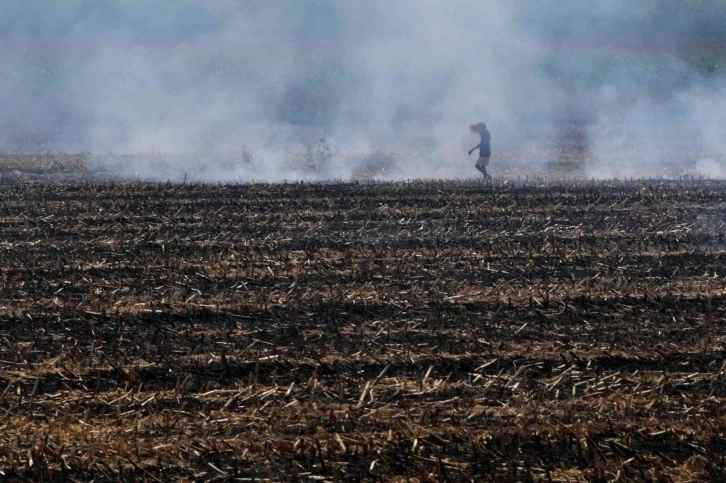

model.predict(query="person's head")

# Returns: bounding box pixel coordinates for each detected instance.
[470,122,487,134]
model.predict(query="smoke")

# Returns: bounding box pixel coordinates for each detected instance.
[2,1,726,181]
[695,159,726,179]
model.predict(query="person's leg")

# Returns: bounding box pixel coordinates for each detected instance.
[475,157,491,179]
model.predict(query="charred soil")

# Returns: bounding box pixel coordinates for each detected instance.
[0,180,725,481]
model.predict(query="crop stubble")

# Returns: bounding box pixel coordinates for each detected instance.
[0,180,725,481]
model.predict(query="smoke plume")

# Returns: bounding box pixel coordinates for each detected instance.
[2,1,726,181]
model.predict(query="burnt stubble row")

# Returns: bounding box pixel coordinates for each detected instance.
[0,180,725,481]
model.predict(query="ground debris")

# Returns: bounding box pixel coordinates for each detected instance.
[0,179,725,481]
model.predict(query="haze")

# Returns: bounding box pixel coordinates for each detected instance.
[2,1,725,180]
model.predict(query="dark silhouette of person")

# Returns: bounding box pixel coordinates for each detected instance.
[468,122,491,179]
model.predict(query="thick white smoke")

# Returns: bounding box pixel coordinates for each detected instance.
[2,1,726,181]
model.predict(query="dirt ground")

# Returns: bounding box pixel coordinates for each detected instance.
[0,177,725,481]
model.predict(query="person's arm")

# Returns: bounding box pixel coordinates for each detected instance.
[468,143,481,155]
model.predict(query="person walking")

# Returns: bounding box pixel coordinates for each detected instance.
[468,122,492,179]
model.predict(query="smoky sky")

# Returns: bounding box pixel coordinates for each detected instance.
[2,1,726,180]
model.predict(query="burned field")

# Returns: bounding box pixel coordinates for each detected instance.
[0,180,725,482]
